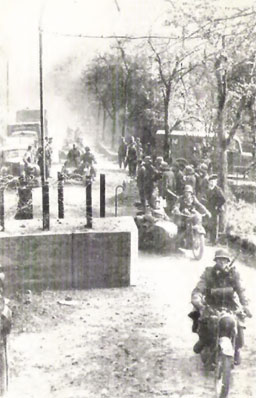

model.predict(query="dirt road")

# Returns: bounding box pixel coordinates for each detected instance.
[4,246,256,398]
[3,151,256,397]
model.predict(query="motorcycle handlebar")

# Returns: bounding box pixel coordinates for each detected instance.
[176,212,207,218]
[203,304,247,319]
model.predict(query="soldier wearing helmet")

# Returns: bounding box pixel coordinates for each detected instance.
[196,163,209,202]
[79,146,97,180]
[172,184,209,214]
[80,146,96,166]
[183,165,196,192]
[190,249,252,365]
[205,174,226,244]
[172,185,211,249]
[67,144,81,168]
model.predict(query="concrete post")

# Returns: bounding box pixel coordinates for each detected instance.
[42,182,50,230]
[57,172,64,219]
[100,174,105,218]
[86,176,92,228]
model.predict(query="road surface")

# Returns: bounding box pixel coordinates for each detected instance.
[2,150,256,397]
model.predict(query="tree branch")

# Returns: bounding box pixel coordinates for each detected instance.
[226,96,246,147]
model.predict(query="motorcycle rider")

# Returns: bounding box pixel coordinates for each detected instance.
[80,147,97,179]
[172,184,211,248]
[190,249,252,365]
[67,144,81,168]
[23,145,33,180]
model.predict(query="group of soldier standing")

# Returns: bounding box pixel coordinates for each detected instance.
[23,137,53,180]
[118,136,226,245]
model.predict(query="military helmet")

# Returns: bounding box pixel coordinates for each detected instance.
[185,165,194,174]
[209,174,218,181]
[214,249,231,261]
[160,161,170,171]
[184,184,193,193]
[200,163,208,172]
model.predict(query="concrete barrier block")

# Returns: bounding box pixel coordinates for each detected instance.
[0,234,72,293]
[72,232,132,289]
[0,217,138,293]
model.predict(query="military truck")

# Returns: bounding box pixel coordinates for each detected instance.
[0,109,47,182]
[155,129,253,177]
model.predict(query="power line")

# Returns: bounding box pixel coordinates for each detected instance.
[40,29,179,40]
[114,0,120,12]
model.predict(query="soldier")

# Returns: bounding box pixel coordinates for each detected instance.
[23,145,33,180]
[205,175,226,244]
[117,137,127,169]
[0,269,12,396]
[154,156,164,171]
[160,162,177,215]
[183,165,196,193]
[36,147,44,178]
[172,184,211,248]
[126,137,138,177]
[136,160,146,212]
[135,137,143,163]
[67,144,81,168]
[172,163,185,196]
[190,249,252,365]
[144,156,157,208]
[80,147,97,180]
[196,163,209,203]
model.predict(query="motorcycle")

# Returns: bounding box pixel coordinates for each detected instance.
[176,211,206,260]
[199,303,246,398]
[61,161,96,184]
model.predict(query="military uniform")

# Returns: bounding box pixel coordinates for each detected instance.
[126,144,138,177]
[161,164,176,215]
[67,146,81,168]
[191,250,251,363]
[206,184,226,244]
[0,273,12,396]
[192,266,248,311]
[136,162,146,211]
[118,139,127,169]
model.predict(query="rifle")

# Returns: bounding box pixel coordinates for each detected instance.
[229,250,241,270]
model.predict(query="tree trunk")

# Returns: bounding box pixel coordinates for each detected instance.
[97,103,101,141]
[122,105,127,138]
[102,109,106,142]
[164,96,170,161]
[111,111,116,149]
[248,100,256,158]
[216,109,228,233]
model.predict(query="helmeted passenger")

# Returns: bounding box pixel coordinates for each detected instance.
[172,184,211,248]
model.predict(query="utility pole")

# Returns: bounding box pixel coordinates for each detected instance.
[6,61,9,116]
[39,27,50,230]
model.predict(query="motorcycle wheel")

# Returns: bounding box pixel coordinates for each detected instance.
[192,231,204,260]
[215,354,232,398]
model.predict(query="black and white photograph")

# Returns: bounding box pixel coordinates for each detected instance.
[0,0,256,396]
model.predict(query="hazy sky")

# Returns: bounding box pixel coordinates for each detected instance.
[0,0,170,113]
[0,0,254,135]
